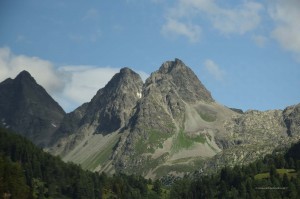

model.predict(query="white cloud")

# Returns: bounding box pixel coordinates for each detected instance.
[0,47,64,94]
[204,59,225,81]
[162,0,263,41]
[0,47,148,112]
[59,66,120,105]
[211,1,263,35]
[268,0,300,56]
[161,18,201,42]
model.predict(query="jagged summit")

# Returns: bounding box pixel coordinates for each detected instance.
[101,67,142,94]
[53,67,144,144]
[16,70,33,78]
[146,58,214,103]
[6,59,297,179]
[13,70,38,85]
[158,58,185,73]
[85,67,143,134]
[0,70,65,147]
[119,67,135,74]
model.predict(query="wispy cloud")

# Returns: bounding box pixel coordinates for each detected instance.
[204,59,225,81]
[162,0,263,42]
[0,47,148,112]
[161,18,201,43]
[58,66,120,106]
[0,47,65,94]
[268,0,300,58]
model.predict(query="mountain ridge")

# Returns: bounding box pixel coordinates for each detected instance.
[1,59,299,179]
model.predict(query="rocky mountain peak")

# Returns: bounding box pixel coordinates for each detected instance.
[158,58,185,74]
[0,70,65,147]
[16,70,34,79]
[102,67,142,94]
[77,67,143,134]
[146,59,214,103]
[13,70,38,86]
[120,67,135,74]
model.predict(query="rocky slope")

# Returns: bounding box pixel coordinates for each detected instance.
[49,67,144,171]
[0,71,65,147]
[111,59,235,177]
[2,60,299,179]
[49,59,300,179]
[49,59,300,178]
[49,59,237,177]
[200,104,300,174]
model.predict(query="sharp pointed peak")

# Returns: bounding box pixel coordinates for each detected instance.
[158,58,188,73]
[118,67,141,78]
[120,67,134,73]
[15,70,35,81]
[17,70,32,77]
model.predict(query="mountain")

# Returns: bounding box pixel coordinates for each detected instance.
[47,59,300,179]
[111,59,234,177]
[49,67,144,170]
[202,104,300,174]
[0,71,65,147]
[2,126,300,198]
[1,60,300,179]
[0,127,158,199]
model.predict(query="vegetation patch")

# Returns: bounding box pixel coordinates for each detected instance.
[82,136,120,170]
[155,163,196,177]
[135,130,172,155]
[254,169,297,180]
[171,130,206,153]
[198,111,217,122]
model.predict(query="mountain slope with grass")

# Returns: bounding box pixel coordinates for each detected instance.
[1,59,300,179]
[47,59,300,178]
[0,127,164,199]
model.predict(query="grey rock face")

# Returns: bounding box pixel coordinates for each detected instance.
[7,61,298,179]
[112,59,216,174]
[79,67,143,134]
[50,59,300,178]
[147,58,214,104]
[0,71,65,147]
[50,67,144,155]
[202,106,300,174]
[283,103,300,136]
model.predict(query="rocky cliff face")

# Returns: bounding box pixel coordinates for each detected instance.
[111,59,222,176]
[283,104,300,137]
[0,71,65,147]
[50,68,144,165]
[200,104,300,174]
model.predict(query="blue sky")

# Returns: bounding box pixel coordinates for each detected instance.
[0,0,299,112]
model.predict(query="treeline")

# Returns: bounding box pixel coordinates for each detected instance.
[170,142,300,199]
[1,126,300,199]
[0,128,161,199]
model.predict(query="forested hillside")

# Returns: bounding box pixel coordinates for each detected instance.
[170,142,300,198]
[0,128,161,199]
[1,126,300,198]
